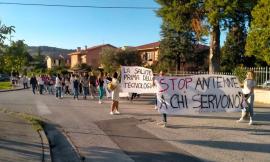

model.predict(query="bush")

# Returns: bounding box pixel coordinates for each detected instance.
[233,66,247,83]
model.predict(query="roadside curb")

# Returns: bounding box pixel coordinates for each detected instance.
[0,109,52,162]
[62,128,85,161]
[43,123,82,162]
[39,130,52,162]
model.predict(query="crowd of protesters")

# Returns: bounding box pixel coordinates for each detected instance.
[9,68,258,127]
[24,71,123,105]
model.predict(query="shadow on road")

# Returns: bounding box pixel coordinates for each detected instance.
[81,146,207,162]
[180,140,270,153]
[0,139,43,161]
[95,117,202,162]
[169,124,270,135]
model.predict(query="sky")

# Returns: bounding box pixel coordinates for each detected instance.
[0,0,226,50]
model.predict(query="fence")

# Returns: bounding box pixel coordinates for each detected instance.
[165,67,270,86]
[245,67,270,86]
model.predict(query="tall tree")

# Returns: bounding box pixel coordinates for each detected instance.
[2,40,31,73]
[0,21,15,45]
[0,21,15,72]
[221,0,258,71]
[221,27,247,72]
[156,0,255,72]
[159,22,196,72]
[245,0,270,65]
[204,1,233,73]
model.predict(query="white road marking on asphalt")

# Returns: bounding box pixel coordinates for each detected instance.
[36,101,51,115]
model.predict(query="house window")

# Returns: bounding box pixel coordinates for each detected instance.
[56,59,59,66]
[143,53,148,61]
[147,53,152,61]
[81,55,87,64]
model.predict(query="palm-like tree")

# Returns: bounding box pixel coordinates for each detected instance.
[0,21,15,44]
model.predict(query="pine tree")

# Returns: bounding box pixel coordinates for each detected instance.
[159,23,196,72]
[245,0,270,65]
[221,0,260,71]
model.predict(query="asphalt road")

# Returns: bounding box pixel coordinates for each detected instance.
[0,89,270,162]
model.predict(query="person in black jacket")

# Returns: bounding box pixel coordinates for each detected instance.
[73,75,79,100]
[89,72,97,99]
[30,75,38,94]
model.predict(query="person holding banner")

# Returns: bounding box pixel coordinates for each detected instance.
[110,72,120,115]
[156,70,168,128]
[237,70,256,125]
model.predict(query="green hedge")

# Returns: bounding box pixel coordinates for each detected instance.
[0,81,12,90]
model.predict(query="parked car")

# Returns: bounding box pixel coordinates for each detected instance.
[262,80,270,89]
[0,74,10,82]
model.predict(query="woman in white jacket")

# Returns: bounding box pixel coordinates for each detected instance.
[110,72,120,115]
[237,70,256,125]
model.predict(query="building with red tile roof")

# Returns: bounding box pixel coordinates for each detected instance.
[136,41,209,71]
[136,41,160,66]
[69,44,117,69]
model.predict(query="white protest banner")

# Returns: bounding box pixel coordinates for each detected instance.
[121,66,156,93]
[155,75,242,115]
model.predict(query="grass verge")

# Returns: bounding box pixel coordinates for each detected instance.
[0,108,44,131]
[0,81,12,90]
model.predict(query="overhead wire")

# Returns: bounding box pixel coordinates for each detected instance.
[0,2,158,10]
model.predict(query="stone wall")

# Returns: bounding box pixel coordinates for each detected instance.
[254,89,270,104]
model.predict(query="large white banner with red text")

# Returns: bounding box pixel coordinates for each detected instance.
[155,75,242,114]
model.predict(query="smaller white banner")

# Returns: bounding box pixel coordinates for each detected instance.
[121,66,156,93]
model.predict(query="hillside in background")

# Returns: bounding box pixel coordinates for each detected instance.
[27,46,75,57]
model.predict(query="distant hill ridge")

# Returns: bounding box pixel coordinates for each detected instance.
[27,46,75,57]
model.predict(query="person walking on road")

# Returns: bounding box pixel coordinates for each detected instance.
[110,72,120,115]
[70,74,74,95]
[64,76,71,95]
[37,75,45,95]
[48,75,54,95]
[81,73,89,99]
[55,74,62,99]
[97,72,105,104]
[30,75,37,94]
[89,72,97,99]
[237,70,256,125]
[73,75,79,100]
[22,75,28,89]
